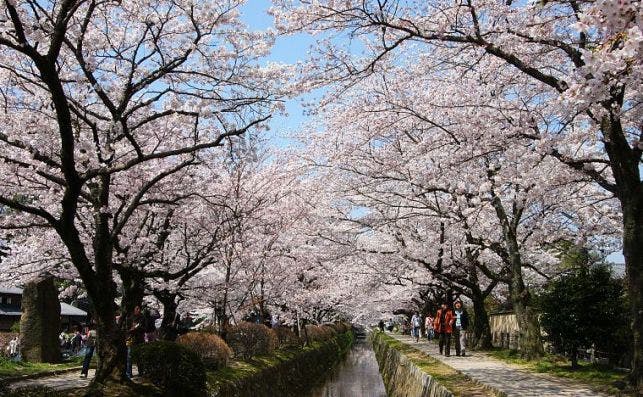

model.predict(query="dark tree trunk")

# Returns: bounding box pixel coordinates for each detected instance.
[490,193,544,359]
[622,193,642,390]
[602,112,642,390]
[121,272,145,316]
[570,347,579,370]
[471,290,493,350]
[157,293,179,341]
[93,315,127,385]
[511,281,543,359]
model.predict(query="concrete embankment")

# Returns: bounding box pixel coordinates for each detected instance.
[372,332,498,397]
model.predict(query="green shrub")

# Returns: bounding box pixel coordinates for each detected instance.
[133,340,206,397]
[273,327,302,349]
[177,331,232,370]
[226,322,278,359]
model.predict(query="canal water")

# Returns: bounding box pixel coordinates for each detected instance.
[308,341,388,397]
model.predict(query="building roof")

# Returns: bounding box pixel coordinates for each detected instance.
[0,287,87,317]
[0,286,23,295]
[60,302,87,317]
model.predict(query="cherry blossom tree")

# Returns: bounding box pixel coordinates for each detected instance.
[0,0,285,386]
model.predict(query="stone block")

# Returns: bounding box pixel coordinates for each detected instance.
[20,277,61,363]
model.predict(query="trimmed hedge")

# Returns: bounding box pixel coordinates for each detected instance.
[304,324,336,343]
[226,323,278,359]
[133,340,207,397]
[209,331,355,397]
[273,327,302,349]
[177,332,232,370]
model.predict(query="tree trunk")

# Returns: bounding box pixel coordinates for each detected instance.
[570,347,579,370]
[511,281,543,359]
[157,294,179,341]
[506,225,543,358]
[490,194,544,359]
[93,315,127,385]
[622,194,642,391]
[121,272,145,316]
[471,291,493,350]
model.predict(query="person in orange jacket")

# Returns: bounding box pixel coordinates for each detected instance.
[434,302,455,356]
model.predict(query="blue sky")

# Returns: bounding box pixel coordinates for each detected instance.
[240,0,315,147]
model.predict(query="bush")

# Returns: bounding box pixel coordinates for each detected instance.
[305,325,335,343]
[177,331,232,370]
[325,322,351,334]
[132,340,206,397]
[226,322,278,359]
[273,327,302,349]
[538,263,629,368]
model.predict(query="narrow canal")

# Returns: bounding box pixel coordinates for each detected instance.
[308,340,387,397]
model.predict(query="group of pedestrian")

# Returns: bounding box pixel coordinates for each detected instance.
[433,299,469,357]
[407,299,469,357]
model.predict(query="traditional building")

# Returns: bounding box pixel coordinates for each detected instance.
[0,287,87,331]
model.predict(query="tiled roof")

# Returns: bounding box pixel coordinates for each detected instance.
[0,286,87,317]
[0,286,23,295]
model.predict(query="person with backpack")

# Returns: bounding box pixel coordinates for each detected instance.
[434,302,454,356]
[80,323,97,378]
[453,299,470,356]
[411,311,422,342]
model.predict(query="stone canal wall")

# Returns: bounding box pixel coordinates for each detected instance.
[208,331,354,397]
[372,333,453,397]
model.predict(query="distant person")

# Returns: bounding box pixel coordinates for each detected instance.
[425,314,435,341]
[80,324,97,378]
[434,302,454,356]
[378,319,385,332]
[125,305,145,379]
[143,308,158,343]
[72,329,82,354]
[453,299,469,357]
[8,336,18,357]
[386,318,394,332]
[411,312,422,342]
[271,314,281,328]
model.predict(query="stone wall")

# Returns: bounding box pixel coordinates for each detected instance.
[372,333,453,397]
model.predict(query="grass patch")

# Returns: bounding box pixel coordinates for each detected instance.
[485,348,630,395]
[0,356,84,379]
[376,333,497,397]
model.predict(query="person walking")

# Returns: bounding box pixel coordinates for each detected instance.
[80,324,97,378]
[453,299,469,356]
[378,319,385,332]
[125,305,145,379]
[425,314,435,341]
[8,336,18,357]
[411,312,422,342]
[434,302,454,356]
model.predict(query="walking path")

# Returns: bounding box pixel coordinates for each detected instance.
[7,368,139,391]
[391,333,609,397]
[8,369,95,391]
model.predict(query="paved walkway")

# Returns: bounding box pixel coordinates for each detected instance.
[391,333,609,397]
[8,368,139,391]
